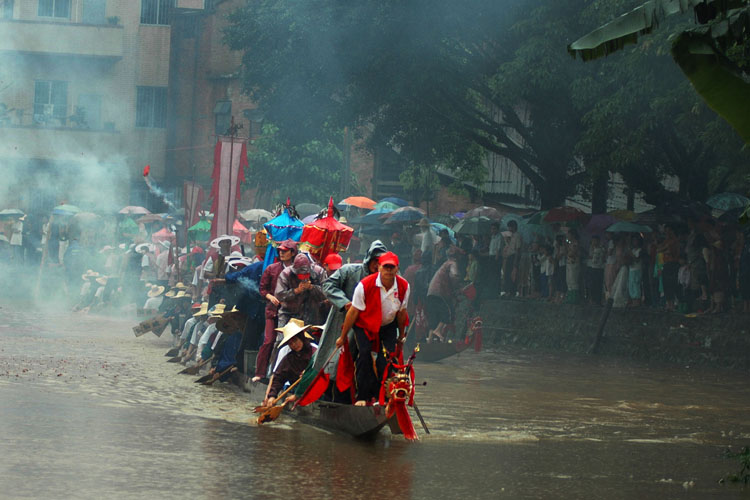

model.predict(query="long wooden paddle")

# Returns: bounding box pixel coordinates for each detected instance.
[254,376,303,424]
[164,347,180,357]
[199,365,235,386]
[179,356,213,375]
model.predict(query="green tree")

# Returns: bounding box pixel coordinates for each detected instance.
[247,124,344,205]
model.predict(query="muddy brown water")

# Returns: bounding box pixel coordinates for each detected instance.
[1,303,749,499]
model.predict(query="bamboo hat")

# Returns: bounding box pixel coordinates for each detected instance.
[174,282,188,289]
[165,289,177,298]
[147,285,165,298]
[192,302,209,316]
[174,290,189,299]
[208,303,226,318]
[275,318,312,348]
[95,276,108,286]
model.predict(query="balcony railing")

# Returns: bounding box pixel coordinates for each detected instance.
[0,19,124,59]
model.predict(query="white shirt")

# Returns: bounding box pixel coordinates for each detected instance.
[198,324,217,350]
[10,221,22,246]
[420,230,438,254]
[156,252,170,280]
[143,296,163,310]
[190,321,207,345]
[489,233,503,257]
[351,273,410,325]
[181,317,197,341]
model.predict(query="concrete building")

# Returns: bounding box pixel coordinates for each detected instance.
[0,0,192,212]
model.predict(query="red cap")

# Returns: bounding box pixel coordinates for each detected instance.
[378,251,399,267]
[323,253,343,271]
[278,239,298,251]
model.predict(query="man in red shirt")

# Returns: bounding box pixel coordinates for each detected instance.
[336,251,410,405]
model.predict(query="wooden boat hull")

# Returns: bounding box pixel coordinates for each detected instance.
[291,401,395,439]
[415,338,473,363]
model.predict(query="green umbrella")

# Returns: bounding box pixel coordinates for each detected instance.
[453,216,492,236]
[524,210,548,225]
[188,218,212,241]
[373,201,400,211]
[706,192,750,211]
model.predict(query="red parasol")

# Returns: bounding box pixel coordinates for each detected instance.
[300,197,354,261]
[233,219,253,244]
[543,206,589,224]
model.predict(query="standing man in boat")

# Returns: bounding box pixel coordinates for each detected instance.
[336,251,410,405]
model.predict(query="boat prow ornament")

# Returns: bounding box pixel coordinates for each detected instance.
[379,345,419,441]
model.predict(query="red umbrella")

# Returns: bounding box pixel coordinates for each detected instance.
[233,219,253,244]
[543,206,589,224]
[300,197,354,261]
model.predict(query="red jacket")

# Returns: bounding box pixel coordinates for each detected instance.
[260,261,285,319]
[355,273,409,344]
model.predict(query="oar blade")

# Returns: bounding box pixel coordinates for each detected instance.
[164,348,180,357]
[179,365,200,375]
[166,356,182,363]
[257,405,284,424]
[194,373,213,384]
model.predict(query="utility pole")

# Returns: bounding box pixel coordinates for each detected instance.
[225,116,243,235]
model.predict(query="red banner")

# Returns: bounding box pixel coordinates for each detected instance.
[183,181,204,228]
[209,138,247,239]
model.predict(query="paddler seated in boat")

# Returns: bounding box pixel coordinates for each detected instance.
[263,320,317,407]
[207,307,246,385]
[336,251,410,406]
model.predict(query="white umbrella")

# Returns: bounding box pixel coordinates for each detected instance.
[238,208,273,223]
[119,206,151,215]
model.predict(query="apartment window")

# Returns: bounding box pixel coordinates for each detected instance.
[140,0,174,25]
[3,0,14,19]
[38,0,71,18]
[214,100,231,135]
[33,80,67,125]
[136,86,167,128]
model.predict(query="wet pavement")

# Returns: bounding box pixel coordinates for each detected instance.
[1,302,750,499]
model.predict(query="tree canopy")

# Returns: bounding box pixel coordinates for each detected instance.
[225,0,750,209]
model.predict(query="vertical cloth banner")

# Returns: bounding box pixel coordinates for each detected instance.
[209,137,247,240]
[183,181,205,228]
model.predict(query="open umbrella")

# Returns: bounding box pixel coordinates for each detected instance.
[373,201,400,211]
[350,206,396,225]
[378,197,409,207]
[238,208,274,223]
[263,208,304,269]
[0,208,24,219]
[188,218,212,242]
[300,197,354,262]
[706,192,750,211]
[431,214,459,226]
[296,203,323,218]
[524,210,548,225]
[430,222,456,243]
[453,216,492,236]
[52,204,81,216]
[584,214,617,234]
[339,196,376,210]
[543,206,589,224]
[606,221,652,233]
[119,206,150,215]
[152,226,176,246]
[465,206,504,220]
[383,206,426,224]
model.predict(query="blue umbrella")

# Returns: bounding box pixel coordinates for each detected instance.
[378,197,409,207]
[350,206,395,225]
[262,210,304,270]
[52,204,81,216]
[431,222,456,243]
[383,206,426,224]
[706,192,750,211]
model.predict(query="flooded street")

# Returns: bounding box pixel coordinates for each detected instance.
[2,303,750,499]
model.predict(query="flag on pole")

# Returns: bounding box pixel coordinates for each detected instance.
[209,137,247,240]
[183,181,204,228]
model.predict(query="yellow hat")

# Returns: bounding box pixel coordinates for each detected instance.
[174,290,188,299]
[275,320,311,348]
[192,302,209,317]
[174,282,188,290]
[165,289,177,298]
[81,269,100,281]
[148,285,165,298]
